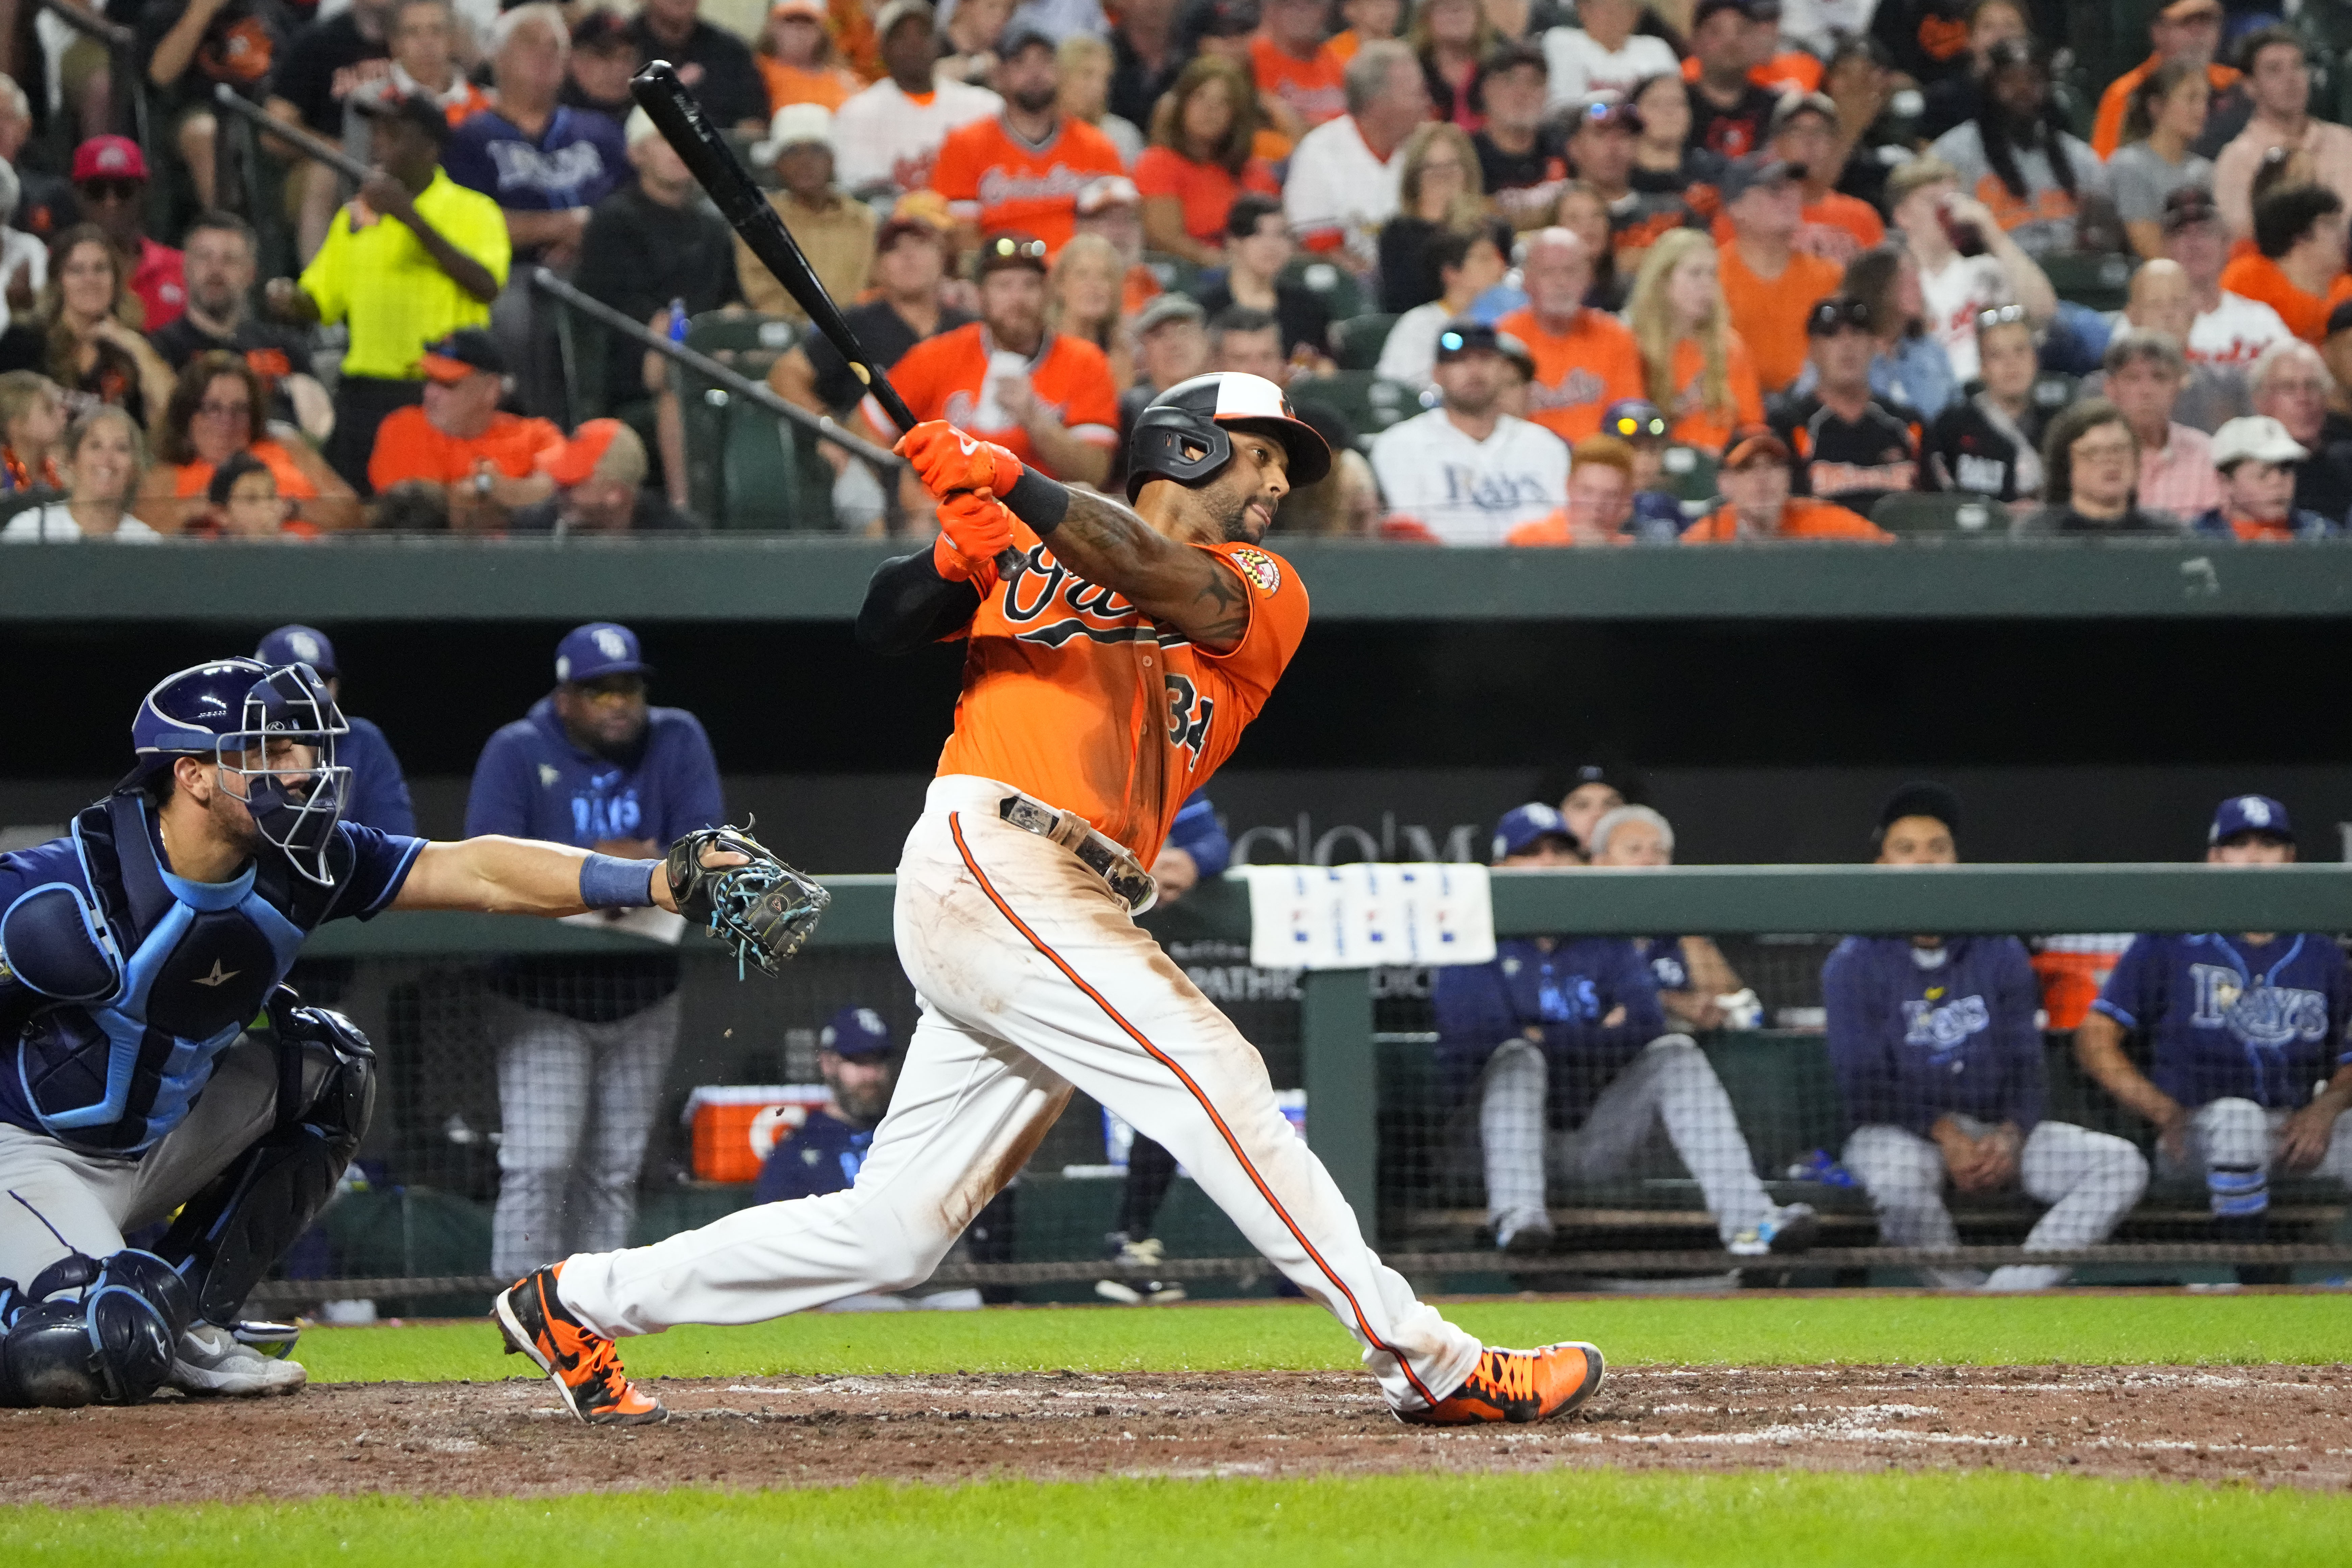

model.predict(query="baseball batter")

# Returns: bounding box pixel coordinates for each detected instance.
[496,372,1605,1428]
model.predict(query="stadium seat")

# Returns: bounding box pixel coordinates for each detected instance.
[684,313,798,368]
[1289,372,1428,447]
[2040,252,2135,313]
[1280,256,1366,322]
[1329,313,1400,370]
[1870,491,2010,535]
[1142,251,1205,299]
[671,315,830,529]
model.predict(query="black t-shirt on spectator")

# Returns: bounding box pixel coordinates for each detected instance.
[1630,146,1722,197]
[1869,0,1972,89]
[1194,278,1333,361]
[1688,82,1779,161]
[148,313,313,423]
[1924,395,2043,502]
[0,325,153,427]
[2295,410,2352,525]
[1770,388,1924,518]
[573,181,743,408]
[272,10,392,134]
[1107,25,1175,132]
[806,299,975,411]
[138,0,286,104]
[622,16,767,128]
[1374,215,1449,314]
[1476,129,1569,225]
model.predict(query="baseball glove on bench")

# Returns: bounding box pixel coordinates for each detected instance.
[664,823,831,977]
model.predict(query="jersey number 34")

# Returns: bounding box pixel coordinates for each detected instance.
[1164,673,1214,768]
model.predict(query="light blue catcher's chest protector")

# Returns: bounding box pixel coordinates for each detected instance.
[0,794,328,1155]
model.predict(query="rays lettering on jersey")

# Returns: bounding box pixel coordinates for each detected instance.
[2188,964,2329,1047]
[1443,463,1559,513]
[977,164,1098,208]
[568,768,644,840]
[485,139,608,194]
[1901,993,1990,1049]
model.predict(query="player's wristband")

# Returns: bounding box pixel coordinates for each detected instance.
[580,854,661,909]
[999,468,1069,536]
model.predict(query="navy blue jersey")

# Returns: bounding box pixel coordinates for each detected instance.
[1821,935,2045,1135]
[1635,935,1691,994]
[0,794,421,1152]
[2092,932,2352,1110]
[342,715,415,837]
[1433,936,1665,1120]
[1166,790,1229,878]
[442,106,627,254]
[753,1109,874,1203]
[464,697,724,849]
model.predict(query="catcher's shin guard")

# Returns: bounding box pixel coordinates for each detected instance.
[157,991,377,1325]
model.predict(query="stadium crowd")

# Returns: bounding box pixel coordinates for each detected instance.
[0,0,2347,541]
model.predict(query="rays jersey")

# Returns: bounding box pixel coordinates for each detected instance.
[0,793,421,1154]
[2093,932,2352,1110]
[1434,936,1665,1120]
[1822,935,2045,1134]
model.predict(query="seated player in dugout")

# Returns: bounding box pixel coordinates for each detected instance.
[1583,804,1760,1035]
[1825,783,2149,1291]
[1435,803,1819,1259]
[0,659,741,1407]
[2073,794,2352,1281]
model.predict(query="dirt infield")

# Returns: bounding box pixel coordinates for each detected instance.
[5,1363,2346,1507]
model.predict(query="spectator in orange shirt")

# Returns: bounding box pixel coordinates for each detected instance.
[1681,425,1891,540]
[1715,153,1845,394]
[1506,433,1639,544]
[1411,0,1495,131]
[1627,227,1762,452]
[185,449,316,539]
[931,25,1126,254]
[1252,0,1349,144]
[1496,225,1645,443]
[139,349,357,533]
[1768,92,1885,265]
[1137,57,1278,265]
[2221,184,2352,346]
[366,328,561,530]
[755,0,862,114]
[2089,0,2238,161]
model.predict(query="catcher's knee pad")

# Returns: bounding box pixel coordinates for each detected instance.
[0,1249,196,1407]
[158,997,376,1324]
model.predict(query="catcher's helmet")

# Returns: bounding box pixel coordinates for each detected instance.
[1125,371,1332,501]
[126,658,352,886]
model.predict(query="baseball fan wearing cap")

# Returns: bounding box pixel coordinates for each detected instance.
[1764,91,1884,262]
[68,137,185,331]
[1882,153,2059,386]
[2157,188,2293,367]
[2075,795,2352,1279]
[1439,801,1821,1258]
[269,87,508,488]
[508,419,684,533]
[931,25,1125,254]
[365,329,562,525]
[0,651,745,1408]
[1769,293,1924,516]
[2191,415,2338,540]
[1683,423,1890,539]
[466,623,726,1286]
[1369,318,1568,543]
[1825,783,2150,1291]
[830,2,1004,199]
[738,102,878,323]
[500,369,1620,1432]
[254,624,416,835]
[757,0,862,112]
[1715,152,1846,393]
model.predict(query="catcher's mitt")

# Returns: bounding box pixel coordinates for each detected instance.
[664,823,831,977]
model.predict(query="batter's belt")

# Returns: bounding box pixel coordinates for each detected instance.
[997,794,1159,915]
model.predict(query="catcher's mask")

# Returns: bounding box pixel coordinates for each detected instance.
[126,658,352,886]
[1125,371,1332,502]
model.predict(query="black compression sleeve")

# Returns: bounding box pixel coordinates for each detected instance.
[1001,467,1070,535]
[854,549,984,656]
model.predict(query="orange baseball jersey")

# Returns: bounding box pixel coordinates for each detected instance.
[930,115,1126,254]
[367,406,563,492]
[1680,498,1890,540]
[1495,307,1644,444]
[1662,333,1764,452]
[864,322,1120,477]
[1251,34,1348,129]
[935,526,1311,864]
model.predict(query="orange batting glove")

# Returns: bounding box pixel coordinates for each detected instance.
[896,420,1025,499]
[933,489,1015,581]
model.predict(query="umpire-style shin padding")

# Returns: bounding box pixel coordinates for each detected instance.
[156,997,377,1326]
[0,1249,196,1407]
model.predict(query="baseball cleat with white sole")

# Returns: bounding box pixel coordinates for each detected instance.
[169,1324,308,1397]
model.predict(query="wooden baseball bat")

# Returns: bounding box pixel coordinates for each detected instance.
[629,60,1023,572]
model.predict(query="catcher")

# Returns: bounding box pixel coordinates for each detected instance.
[0,656,820,1407]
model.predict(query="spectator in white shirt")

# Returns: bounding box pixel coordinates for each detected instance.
[1376,221,1510,387]
[1885,153,2056,384]
[1540,0,1676,112]
[1369,318,1569,543]
[2159,187,2294,370]
[830,0,1003,198]
[2101,326,2221,522]
[0,406,160,542]
[2212,27,2352,242]
[1285,39,1430,271]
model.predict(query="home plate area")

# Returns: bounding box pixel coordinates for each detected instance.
[3,1363,2346,1504]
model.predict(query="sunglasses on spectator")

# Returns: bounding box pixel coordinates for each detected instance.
[1975,304,2027,330]
[77,178,141,202]
[1806,297,1873,335]
[195,398,253,420]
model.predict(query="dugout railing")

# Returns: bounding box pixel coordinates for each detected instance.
[246,864,2352,1311]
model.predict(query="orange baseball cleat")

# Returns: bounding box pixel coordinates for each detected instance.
[493,1263,667,1425]
[1398,1341,1606,1425]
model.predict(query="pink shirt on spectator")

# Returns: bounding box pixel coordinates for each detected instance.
[129,236,186,331]
[2214,116,2352,240]
[2135,422,2223,521]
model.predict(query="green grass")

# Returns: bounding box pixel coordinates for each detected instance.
[304,1293,2350,1385]
[6,1470,2348,1566]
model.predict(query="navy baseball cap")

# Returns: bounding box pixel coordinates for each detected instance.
[820,1005,895,1059]
[256,623,337,677]
[554,622,652,683]
[1603,398,1668,441]
[2210,794,2293,844]
[1491,803,1578,862]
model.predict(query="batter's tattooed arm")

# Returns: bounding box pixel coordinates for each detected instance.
[1045,489,1253,654]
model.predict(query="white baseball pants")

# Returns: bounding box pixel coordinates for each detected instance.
[491,994,682,1279]
[558,775,1484,1414]
[1842,1117,2149,1291]
[2156,1098,2352,1214]
[1480,1034,1777,1244]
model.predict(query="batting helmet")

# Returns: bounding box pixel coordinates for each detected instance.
[127,659,353,887]
[1125,372,1332,501]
